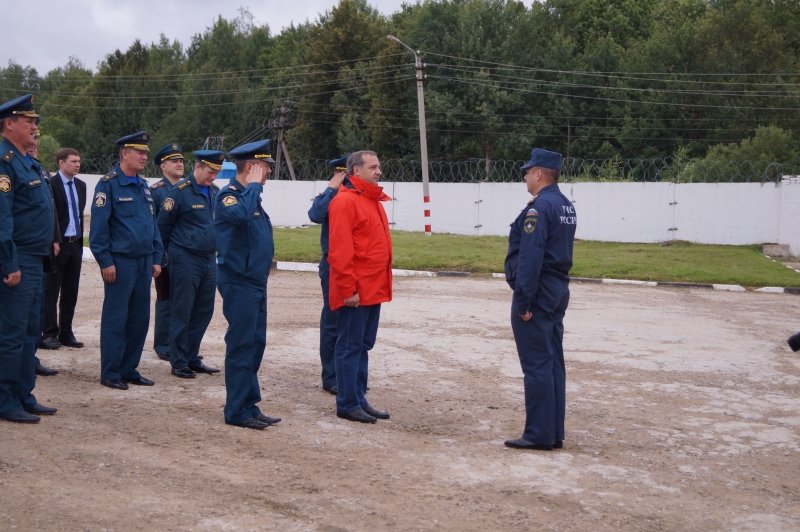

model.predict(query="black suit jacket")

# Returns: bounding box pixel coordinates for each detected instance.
[50,172,87,240]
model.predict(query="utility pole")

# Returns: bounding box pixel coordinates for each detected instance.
[388,35,431,235]
[270,102,297,181]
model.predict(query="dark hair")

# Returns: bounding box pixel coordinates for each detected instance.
[536,166,560,183]
[235,159,258,173]
[346,150,378,175]
[0,116,20,133]
[56,147,80,163]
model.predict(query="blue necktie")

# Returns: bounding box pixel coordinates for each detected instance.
[67,180,81,237]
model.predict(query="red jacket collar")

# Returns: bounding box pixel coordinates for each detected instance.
[347,175,391,201]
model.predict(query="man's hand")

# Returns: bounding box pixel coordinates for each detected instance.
[101,265,116,283]
[3,270,21,287]
[245,164,264,184]
[152,264,161,278]
[53,243,60,256]
[344,293,360,307]
[328,171,346,190]
[519,311,533,322]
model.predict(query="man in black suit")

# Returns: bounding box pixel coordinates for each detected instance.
[41,148,86,350]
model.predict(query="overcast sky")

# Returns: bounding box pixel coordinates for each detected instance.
[5,0,409,74]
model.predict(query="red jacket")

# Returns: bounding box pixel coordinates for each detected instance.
[327,175,393,311]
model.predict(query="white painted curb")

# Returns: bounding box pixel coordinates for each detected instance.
[492,273,505,278]
[713,284,746,292]
[392,269,436,277]
[755,287,785,293]
[602,279,658,287]
[277,261,319,272]
[82,247,94,262]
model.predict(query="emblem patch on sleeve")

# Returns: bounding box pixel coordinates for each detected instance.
[0,175,10,193]
[94,192,107,207]
[523,217,537,234]
[163,198,175,211]
[222,196,238,207]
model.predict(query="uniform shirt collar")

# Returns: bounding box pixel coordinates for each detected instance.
[0,138,35,170]
[227,177,246,192]
[114,165,141,186]
[59,171,75,184]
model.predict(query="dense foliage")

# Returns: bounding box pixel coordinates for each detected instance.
[3,0,800,172]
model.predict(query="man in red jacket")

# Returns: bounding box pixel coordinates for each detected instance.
[327,150,392,423]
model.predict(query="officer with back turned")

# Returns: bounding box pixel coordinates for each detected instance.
[89,132,163,390]
[0,94,58,423]
[150,143,185,361]
[214,139,281,430]
[504,148,576,451]
[307,154,352,395]
[157,150,223,379]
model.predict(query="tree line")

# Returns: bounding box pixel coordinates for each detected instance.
[2,0,800,175]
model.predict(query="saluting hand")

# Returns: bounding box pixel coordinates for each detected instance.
[519,311,533,322]
[328,171,346,190]
[245,164,264,184]
[101,265,116,283]
[152,264,161,278]
[4,270,21,287]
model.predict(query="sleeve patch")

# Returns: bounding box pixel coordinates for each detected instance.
[222,196,238,207]
[94,192,107,207]
[0,175,10,193]
[163,198,175,211]
[523,217,537,234]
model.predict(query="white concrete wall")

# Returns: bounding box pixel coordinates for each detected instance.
[79,174,798,251]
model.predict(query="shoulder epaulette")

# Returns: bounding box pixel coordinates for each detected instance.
[211,182,220,189]
[177,180,191,190]
[101,171,117,182]
[2,150,14,163]
[151,180,165,189]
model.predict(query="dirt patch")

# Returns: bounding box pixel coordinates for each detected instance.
[2,270,800,530]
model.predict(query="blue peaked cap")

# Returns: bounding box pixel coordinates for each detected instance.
[153,143,183,165]
[229,139,274,162]
[116,131,151,152]
[520,148,562,171]
[0,94,39,121]
[329,154,352,171]
[194,150,226,171]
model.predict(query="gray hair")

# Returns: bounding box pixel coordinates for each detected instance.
[347,150,378,175]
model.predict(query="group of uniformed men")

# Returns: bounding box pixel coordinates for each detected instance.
[0,92,577,450]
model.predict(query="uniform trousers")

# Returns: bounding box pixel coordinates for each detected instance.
[0,254,44,416]
[218,279,267,425]
[100,255,152,381]
[318,259,337,388]
[42,238,82,339]
[168,247,215,369]
[334,304,380,414]
[510,278,569,445]
[153,299,170,355]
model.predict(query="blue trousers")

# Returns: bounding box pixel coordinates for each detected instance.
[218,280,267,425]
[510,279,569,444]
[0,254,43,416]
[153,299,170,354]
[318,260,337,388]
[335,304,380,413]
[100,255,152,381]
[169,248,215,369]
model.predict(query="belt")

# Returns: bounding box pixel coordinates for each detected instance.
[67,236,81,242]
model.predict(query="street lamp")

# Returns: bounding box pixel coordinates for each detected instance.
[388,35,431,235]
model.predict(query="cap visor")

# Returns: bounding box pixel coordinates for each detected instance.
[520,162,534,170]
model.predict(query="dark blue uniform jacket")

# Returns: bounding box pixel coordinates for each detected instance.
[89,165,164,269]
[307,178,353,258]
[150,177,176,218]
[504,184,576,312]
[157,173,218,259]
[0,138,55,274]
[214,179,274,287]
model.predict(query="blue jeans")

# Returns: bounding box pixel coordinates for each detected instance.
[169,248,215,369]
[0,254,43,415]
[218,280,267,425]
[318,259,337,388]
[335,303,380,413]
[100,255,152,381]
[510,279,569,444]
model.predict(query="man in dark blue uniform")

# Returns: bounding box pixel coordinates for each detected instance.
[0,94,58,423]
[89,132,164,390]
[308,154,351,395]
[214,140,281,430]
[158,150,223,379]
[150,143,185,361]
[504,148,576,451]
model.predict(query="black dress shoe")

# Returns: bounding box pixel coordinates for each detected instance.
[25,403,57,416]
[0,410,40,423]
[122,375,155,386]
[554,440,563,449]
[362,404,390,419]
[789,332,800,352]
[171,367,196,379]
[255,413,282,424]
[101,379,129,390]
[188,362,220,374]
[39,336,61,350]
[232,417,269,430]
[58,334,84,348]
[323,385,338,395]
[156,352,171,361]
[337,408,377,424]
[35,363,58,376]
[504,438,554,451]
